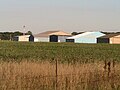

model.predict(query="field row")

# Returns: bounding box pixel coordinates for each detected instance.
[0,41,120,63]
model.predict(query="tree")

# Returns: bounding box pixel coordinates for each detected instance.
[13,31,23,36]
[26,31,32,35]
[71,32,84,35]
[71,32,78,35]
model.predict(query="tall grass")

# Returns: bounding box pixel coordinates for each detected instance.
[0,41,120,89]
[0,61,120,90]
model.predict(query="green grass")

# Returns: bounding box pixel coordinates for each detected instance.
[0,41,120,63]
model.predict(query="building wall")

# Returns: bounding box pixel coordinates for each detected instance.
[97,38,109,43]
[110,36,120,44]
[34,38,39,42]
[19,36,29,42]
[50,35,69,42]
[29,35,34,42]
[50,35,58,42]
[34,37,49,42]
[58,36,68,42]
[75,32,105,43]
[66,39,74,42]
[75,38,95,43]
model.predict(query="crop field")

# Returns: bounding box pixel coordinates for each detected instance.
[0,41,120,62]
[0,41,120,90]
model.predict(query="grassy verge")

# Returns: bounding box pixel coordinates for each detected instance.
[0,61,120,90]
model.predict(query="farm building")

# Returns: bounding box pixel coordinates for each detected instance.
[13,35,34,42]
[66,32,105,43]
[97,33,120,44]
[34,31,71,42]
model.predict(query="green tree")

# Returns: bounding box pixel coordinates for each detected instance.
[71,32,78,35]
[26,31,32,35]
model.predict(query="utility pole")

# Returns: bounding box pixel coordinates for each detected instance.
[23,25,26,35]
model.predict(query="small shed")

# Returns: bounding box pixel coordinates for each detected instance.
[13,35,34,42]
[97,33,120,44]
[66,32,105,43]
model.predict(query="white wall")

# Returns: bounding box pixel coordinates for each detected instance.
[19,36,29,42]
[58,36,68,42]
[34,37,49,42]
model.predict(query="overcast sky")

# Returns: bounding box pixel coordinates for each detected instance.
[0,0,120,34]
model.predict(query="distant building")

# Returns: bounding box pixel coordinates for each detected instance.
[34,31,71,42]
[66,32,105,43]
[13,35,34,42]
[97,34,120,44]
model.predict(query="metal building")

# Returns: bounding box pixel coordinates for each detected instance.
[97,33,120,44]
[13,35,34,42]
[34,31,70,42]
[66,32,105,43]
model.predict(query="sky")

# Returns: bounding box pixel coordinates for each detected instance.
[0,0,120,34]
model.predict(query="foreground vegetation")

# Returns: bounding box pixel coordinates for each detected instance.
[0,61,120,90]
[0,41,120,63]
[0,41,120,89]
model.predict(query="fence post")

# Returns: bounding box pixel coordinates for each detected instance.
[103,60,107,71]
[55,58,58,90]
[113,60,115,68]
[108,61,111,77]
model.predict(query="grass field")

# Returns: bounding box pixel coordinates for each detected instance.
[0,41,120,90]
[0,41,120,63]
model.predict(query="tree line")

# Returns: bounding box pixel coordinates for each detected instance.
[0,31,32,40]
